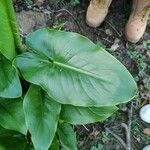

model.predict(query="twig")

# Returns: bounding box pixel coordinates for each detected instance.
[101,37,113,44]
[42,8,83,33]
[128,103,133,145]
[121,123,130,150]
[54,8,83,33]
[105,127,126,149]
[107,21,122,37]
[121,102,134,150]
[82,125,89,132]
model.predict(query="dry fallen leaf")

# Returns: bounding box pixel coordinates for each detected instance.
[35,0,45,6]
[143,128,150,136]
[110,38,120,51]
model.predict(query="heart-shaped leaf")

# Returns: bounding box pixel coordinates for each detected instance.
[0,0,22,60]
[16,28,137,107]
[23,85,61,150]
[57,122,77,150]
[0,54,22,98]
[0,98,27,134]
[61,105,118,124]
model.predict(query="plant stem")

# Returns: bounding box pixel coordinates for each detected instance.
[5,0,23,52]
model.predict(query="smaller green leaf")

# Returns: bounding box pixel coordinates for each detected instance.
[0,98,27,134]
[61,105,118,124]
[49,136,59,150]
[57,122,77,150]
[0,54,22,98]
[24,145,35,150]
[23,85,61,150]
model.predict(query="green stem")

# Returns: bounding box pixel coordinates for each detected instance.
[5,0,23,52]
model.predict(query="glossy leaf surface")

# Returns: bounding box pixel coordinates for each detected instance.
[16,28,137,107]
[61,105,118,124]
[23,85,61,150]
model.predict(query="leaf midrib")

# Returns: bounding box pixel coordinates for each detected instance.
[53,60,104,81]
[28,45,105,81]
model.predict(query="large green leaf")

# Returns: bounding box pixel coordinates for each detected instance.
[0,98,27,134]
[0,0,22,60]
[16,28,137,107]
[61,105,118,124]
[23,85,61,150]
[57,122,77,150]
[0,54,22,98]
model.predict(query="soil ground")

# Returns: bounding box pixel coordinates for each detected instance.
[14,0,150,149]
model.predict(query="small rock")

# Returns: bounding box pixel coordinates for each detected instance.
[136,137,141,143]
[140,104,150,123]
[105,29,113,36]
[143,145,150,150]
[110,38,120,51]
[35,0,45,6]
[143,128,150,136]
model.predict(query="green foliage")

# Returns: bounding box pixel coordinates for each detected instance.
[143,40,150,50]
[131,114,150,149]
[16,28,137,107]
[57,122,77,150]
[90,144,104,150]
[25,0,33,8]
[101,131,110,143]
[0,0,22,60]
[23,85,61,150]
[0,126,26,150]
[0,55,22,98]
[69,0,80,6]
[0,98,27,134]
[0,0,22,98]
[52,21,66,30]
[49,136,59,150]
[0,0,137,149]
[0,54,22,98]
[0,135,26,150]
[61,105,118,124]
